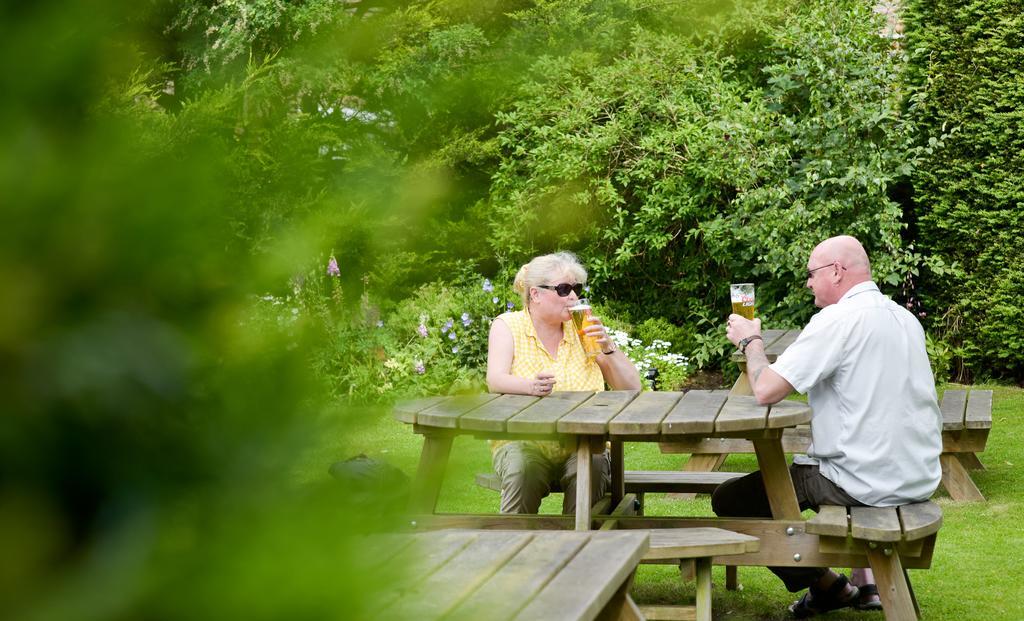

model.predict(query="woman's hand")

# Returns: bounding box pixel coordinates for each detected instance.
[583,315,616,355]
[531,372,556,396]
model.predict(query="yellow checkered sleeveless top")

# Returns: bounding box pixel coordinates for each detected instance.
[490,310,605,461]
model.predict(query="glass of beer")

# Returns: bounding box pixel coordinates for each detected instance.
[570,298,603,357]
[730,283,756,320]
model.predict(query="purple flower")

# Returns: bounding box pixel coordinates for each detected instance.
[326,257,340,277]
[442,318,453,333]
[584,285,591,293]
[461,312,472,327]
[414,361,425,374]
[506,301,515,311]
[482,279,494,293]
[417,324,428,338]
[451,346,459,354]
[448,331,457,341]
[492,296,499,304]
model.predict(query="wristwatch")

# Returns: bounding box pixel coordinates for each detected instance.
[738,334,763,354]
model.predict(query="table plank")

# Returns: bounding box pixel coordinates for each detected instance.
[661,390,728,435]
[394,396,448,424]
[417,393,501,429]
[761,329,788,349]
[850,506,903,542]
[385,531,532,620]
[513,531,649,621]
[608,391,684,435]
[766,400,812,428]
[939,389,967,431]
[445,532,591,621]
[715,395,768,433]
[731,329,788,363]
[764,329,800,359]
[557,391,640,435]
[965,390,993,430]
[504,391,593,435]
[375,531,475,610]
[459,394,540,433]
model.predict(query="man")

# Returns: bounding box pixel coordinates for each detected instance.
[714,235,942,618]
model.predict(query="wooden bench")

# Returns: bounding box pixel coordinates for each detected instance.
[806,500,942,621]
[475,470,744,512]
[660,388,994,502]
[598,493,759,621]
[637,528,759,621]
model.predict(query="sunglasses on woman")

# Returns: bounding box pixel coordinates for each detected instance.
[537,283,584,297]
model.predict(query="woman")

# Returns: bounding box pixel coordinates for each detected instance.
[486,252,641,514]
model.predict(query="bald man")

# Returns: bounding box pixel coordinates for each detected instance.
[714,235,942,618]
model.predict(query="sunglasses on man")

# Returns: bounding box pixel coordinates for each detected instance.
[537,283,584,297]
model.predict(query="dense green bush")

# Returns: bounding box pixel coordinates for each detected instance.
[489,0,920,357]
[903,0,1024,382]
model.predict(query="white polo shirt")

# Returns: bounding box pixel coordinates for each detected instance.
[769,281,942,506]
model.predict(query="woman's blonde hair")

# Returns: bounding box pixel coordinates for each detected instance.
[512,251,587,309]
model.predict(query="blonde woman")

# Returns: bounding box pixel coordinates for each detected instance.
[486,252,641,514]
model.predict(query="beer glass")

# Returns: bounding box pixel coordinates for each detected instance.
[730,283,756,320]
[570,299,603,357]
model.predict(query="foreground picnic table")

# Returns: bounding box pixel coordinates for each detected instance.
[367,529,649,621]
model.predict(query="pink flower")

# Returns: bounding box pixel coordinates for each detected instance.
[327,257,340,277]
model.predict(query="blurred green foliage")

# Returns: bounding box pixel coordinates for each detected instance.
[903,0,1024,382]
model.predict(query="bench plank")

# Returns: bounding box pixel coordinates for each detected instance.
[806,505,849,538]
[506,391,593,435]
[622,471,742,493]
[459,394,539,432]
[417,393,501,429]
[965,390,993,430]
[557,391,639,435]
[609,391,684,435]
[850,506,903,542]
[476,470,743,494]
[644,527,759,560]
[513,531,649,621]
[715,395,768,433]
[661,390,728,435]
[898,501,943,540]
[444,532,590,621]
[940,389,967,431]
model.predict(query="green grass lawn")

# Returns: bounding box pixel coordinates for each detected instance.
[304,383,1024,620]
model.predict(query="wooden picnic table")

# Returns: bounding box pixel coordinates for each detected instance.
[396,389,812,530]
[365,529,650,621]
